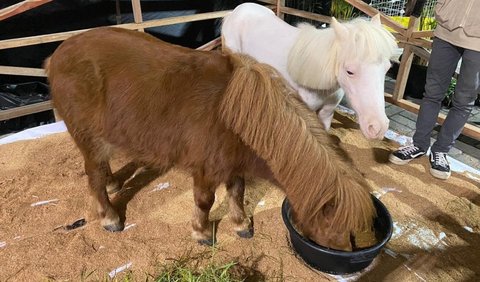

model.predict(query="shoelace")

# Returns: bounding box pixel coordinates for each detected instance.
[399,145,419,156]
[434,152,449,168]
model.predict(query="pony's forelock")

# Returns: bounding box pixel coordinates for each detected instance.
[343,17,397,62]
[287,23,340,90]
[287,17,397,89]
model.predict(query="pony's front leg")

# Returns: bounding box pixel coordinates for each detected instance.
[84,159,123,232]
[191,172,216,246]
[226,176,253,238]
[317,89,344,130]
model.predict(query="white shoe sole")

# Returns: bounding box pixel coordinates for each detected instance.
[430,168,451,180]
[389,154,413,165]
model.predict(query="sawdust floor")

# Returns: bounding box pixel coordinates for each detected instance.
[0,115,479,281]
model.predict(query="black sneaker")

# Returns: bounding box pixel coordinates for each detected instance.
[429,151,451,180]
[389,145,426,165]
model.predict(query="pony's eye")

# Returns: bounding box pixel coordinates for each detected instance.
[346,70,354,75]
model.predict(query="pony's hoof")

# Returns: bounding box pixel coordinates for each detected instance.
[236,229,254,238]
[102,218,125,232]
[102,221,124,232]
[198,238,216,246]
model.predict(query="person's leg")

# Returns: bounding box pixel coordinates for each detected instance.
[412,38,462,151]
[431,48,480,153]
[389,38,462,166]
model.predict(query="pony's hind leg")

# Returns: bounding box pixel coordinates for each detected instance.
[76,137,124,232]
[88,141,120,194]
[105,164,121,194]
[226,176,253,238]
[191,171,216,246]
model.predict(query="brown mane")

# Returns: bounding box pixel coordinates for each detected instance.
[221,54,375,234]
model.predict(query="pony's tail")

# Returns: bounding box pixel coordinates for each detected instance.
[43,57,52,77]
[43,56,64,121]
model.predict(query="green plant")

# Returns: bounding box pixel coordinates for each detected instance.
[418,1,437,32]
[154,259,240,282]
[419,16,436,31]
[330,0,356,20]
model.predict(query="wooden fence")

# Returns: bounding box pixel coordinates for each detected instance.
[1,0,478,140]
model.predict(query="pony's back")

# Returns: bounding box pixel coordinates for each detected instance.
[49,27,243,171]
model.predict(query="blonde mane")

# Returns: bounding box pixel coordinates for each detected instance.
[287,17,397,90]
[220,53,375,233]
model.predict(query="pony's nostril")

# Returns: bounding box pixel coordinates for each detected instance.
[368,124,381,138]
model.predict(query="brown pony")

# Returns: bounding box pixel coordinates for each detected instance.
[46,27,375,251]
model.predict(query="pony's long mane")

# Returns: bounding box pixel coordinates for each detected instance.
[287,17,397,90]
[220,53,375,233]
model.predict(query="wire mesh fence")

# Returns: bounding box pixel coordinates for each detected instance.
[284,0,437,28]
[370,0,436,17]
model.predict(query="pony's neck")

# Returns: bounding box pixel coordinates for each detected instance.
[220,53,374,235]
[287,24,339,90]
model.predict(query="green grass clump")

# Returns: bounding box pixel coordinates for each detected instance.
[154,259,241,282]
[77,258,243,282]
[69,235,282,282]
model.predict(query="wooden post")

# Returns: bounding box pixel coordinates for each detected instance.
[130,0,144,32]
[392,16,420,101]
[406,0,427,17]
[115,0,122,25]
[404,0,417,16]
[276,0,285,20]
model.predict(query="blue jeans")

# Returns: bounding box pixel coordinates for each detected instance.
[413,37,480,153]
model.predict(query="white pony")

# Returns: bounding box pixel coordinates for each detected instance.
[221,3,397,140]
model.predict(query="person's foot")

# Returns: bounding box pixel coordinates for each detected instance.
[389,145,426,165]
[429,151,451,180]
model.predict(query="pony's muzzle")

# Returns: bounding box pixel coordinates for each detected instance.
[362,118,389,140]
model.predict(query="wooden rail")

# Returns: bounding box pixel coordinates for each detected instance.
[0,101,52,121]
[385,94,480,140]
[0,35,222,122]
[0,0,52,21]
[345,0,406,36]
[0,10,230,51]
[0,66,46,77]
[1,0,479,140]
[280,6,331,23]
[0,10,230,121]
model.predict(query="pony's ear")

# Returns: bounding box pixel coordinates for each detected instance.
[371,13,382,26]
[331,17,349,41]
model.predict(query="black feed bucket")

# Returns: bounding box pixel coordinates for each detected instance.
[281,195,393,275]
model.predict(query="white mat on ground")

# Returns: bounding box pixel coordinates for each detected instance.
[0,121,66,145]
[1,115,479,177]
